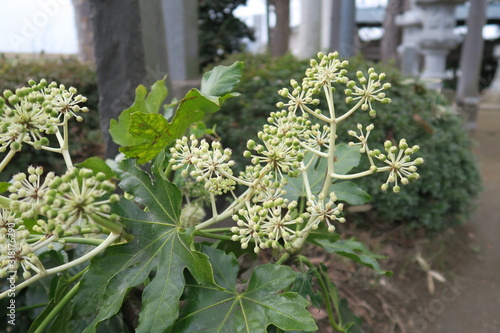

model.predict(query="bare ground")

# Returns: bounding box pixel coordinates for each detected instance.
[310,105,500,333]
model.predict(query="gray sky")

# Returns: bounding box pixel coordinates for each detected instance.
[0,0,387,54]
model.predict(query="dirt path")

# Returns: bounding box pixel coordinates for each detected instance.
[422,106,500,332]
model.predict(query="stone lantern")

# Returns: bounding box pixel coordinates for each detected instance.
[396,0,423,76]
[416,0,465,89]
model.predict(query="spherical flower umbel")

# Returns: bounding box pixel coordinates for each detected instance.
[304,51,349,89]
[306,193,346,232]
[170,136,237,195]
[344,68,392,117]
[371,139,424,193]
[9,166,55,218]
[41,168,120,233]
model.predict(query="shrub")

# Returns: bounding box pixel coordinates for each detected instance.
[0,55,100,181]
[206,53,482,230]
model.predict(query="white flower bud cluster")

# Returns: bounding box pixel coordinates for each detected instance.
[370,139,423,193]
[171,52,423,254]
[40,168,121,234]
[0,209,41,279]
[344,68,392,118]
[230,202,307,253]
[306,193,345,233]
[0,79,89,153]
[303,51,349,89]
[8,166,55,218]
[170,135,236,195]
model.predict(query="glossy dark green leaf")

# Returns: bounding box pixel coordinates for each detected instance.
[76,157,115,179]
[315,238,392,276]
[73,159,214,333]
[333,143,361,175]
[330,181,371,205]
[290,268,323,309]
[173,246,317,333]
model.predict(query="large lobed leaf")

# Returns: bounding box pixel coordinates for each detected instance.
[172,246,317,333]
[314,238,392,277]
[73,159,214,333]
[284,143,370,205]
[113,62,244,164]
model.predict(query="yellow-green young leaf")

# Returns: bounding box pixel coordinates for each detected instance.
[172,246,317,333]
[109,78,168,147]
[73,159,214,333]
[117,62,244,163]
[315,238,392,277]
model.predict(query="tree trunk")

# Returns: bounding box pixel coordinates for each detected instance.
[456,0,487,130]
[72,0,95,64]
[270,0,290,57]
[89,0,147,158]
[380,0,402,63]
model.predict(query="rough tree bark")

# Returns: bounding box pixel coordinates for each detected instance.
[72,0,95,63]
[456,0,488,130]
[380,0,403,63]
[270,0,290,57]
[89,0,147,158]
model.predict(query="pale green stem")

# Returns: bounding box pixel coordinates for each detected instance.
[195,165,272,230]
[335,99,364,123]
[0,195,11,209]
[0,232,120,299]
[300,105,331,123]
[300,161,313,199]
[210,193,218,217]
[0,134,25,173]
[40,145,62,153]
[218,169,252,187]
[321,85,337,198]
[0,149,18,174]
[60,237,104,246]
[55,119,73,169]
[299,142,328,158]
[330,166,391,179]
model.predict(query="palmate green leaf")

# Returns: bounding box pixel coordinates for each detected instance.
[283,143,361,200]
[118,62,243,164]
[173,246,317,333]
[334,143,361,175]
[200,61,244,102]
[109,78,168,147]
[290,267,323,309]
[73,159,214,333]
[315,238,392,277]
[330,181,371,205]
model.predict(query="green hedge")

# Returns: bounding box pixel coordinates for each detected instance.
[0,55,100,180]
[206,53,482,230]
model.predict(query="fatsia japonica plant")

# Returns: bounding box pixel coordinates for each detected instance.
[0,52,423,332]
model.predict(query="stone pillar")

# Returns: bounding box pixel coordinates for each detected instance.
[395,0,422,76]
[162,0,199,98]
[416,0,464,90]
[139,0,170,87]
[321,0,333,51]
[296,0,322,59]
[338,0,356,58]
